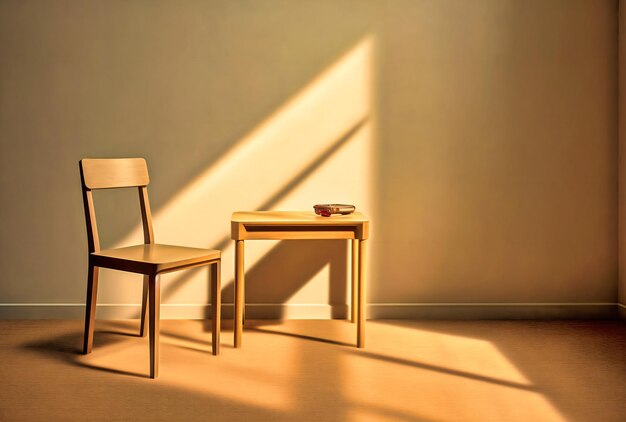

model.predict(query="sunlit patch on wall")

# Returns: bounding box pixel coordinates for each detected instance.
[95,35,376,314]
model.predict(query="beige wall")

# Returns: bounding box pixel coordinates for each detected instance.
[375,0,617,309]
[0,0,619,318]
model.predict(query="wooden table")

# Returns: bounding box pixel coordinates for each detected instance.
[231,211,370,348]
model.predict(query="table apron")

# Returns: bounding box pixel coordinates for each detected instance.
[240,231,357,240]
[232,223,366,240]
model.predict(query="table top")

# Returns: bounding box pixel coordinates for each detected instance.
[232,211,369,225]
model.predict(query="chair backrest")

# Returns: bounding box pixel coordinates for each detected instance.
[81,158,150,189]
[79,158,154,253]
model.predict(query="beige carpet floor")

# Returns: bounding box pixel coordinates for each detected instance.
[0,319,624,421]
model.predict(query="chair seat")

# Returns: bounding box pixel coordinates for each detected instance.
[91,244,220,275]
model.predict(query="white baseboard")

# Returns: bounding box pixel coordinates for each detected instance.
[0,302,619,320]
[367,302,618,319]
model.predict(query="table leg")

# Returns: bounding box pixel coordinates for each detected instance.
[357,239,367,348]
[242,263,246,326]
[211,260,221,356]
[351,239,359,323]
[234,240,244,348]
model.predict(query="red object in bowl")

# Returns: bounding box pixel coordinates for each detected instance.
[313,204,355,217]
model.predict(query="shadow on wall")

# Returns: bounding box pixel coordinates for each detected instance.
[2,0,614,315]
[156,116,368,316]
[92,35,376,312]
[222,240,349,319]
[0,0,378,307]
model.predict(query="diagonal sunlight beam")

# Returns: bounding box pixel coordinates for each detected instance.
[257,117,368,212]
[96,36,374,311]
[158,118,368,304]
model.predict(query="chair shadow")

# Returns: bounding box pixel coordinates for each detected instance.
[76,361,149,379]
[21,327,148,379]
[21,321,225,379]
[161,328,235,350]
[105,319,230,350]
[98,330,142,338]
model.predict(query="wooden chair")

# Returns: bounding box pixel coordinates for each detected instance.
[79,158,221,378]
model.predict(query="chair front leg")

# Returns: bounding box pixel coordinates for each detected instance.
[139,275,149,337]
[83,264,99,354]
[211,260,221,355]
[149,274,160,379]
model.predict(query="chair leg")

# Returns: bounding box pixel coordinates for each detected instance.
[149,274,160,379]
[211,260,221,355]
[139,275,149,337]
[83,264,99,354]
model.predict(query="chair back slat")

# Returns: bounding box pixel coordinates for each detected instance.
[79,158,155,252]
[139,186,155,244]
[82,189,100,253]
[80,158,149,189]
